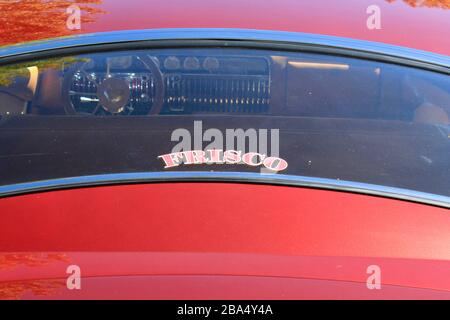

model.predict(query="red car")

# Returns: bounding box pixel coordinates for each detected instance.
[0,0,449,300]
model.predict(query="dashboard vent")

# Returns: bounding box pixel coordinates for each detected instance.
[164,74,270,113]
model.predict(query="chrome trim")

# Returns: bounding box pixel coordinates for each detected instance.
[0,28,448,73]
[0,171,449,208]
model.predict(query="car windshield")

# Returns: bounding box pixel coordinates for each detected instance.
[0,47,449,197]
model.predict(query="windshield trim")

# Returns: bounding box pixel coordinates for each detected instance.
[0,28,448,75]
[1,171,449,209]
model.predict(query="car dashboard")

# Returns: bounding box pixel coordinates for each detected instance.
[0,47,448,125]
[67,51,271,116]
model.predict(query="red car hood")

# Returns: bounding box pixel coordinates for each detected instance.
[1,183,450,299]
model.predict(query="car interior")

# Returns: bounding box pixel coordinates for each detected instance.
[0,49,448,123]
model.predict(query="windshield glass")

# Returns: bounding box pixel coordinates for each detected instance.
[0,48,449,196]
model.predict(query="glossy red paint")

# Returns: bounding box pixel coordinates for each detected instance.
[0,183,449,299]
[1,0,449,300]
[1,253,450,299]
[0,0,449,55]
[1,183,450,258]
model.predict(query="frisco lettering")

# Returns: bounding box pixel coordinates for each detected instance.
[158,149,288,172]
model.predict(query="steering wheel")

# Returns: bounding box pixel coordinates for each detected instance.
[62,54,165,115]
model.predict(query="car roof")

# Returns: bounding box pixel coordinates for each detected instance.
[0,0,449,55]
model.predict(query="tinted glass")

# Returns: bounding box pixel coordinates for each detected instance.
[0,48,449,196]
